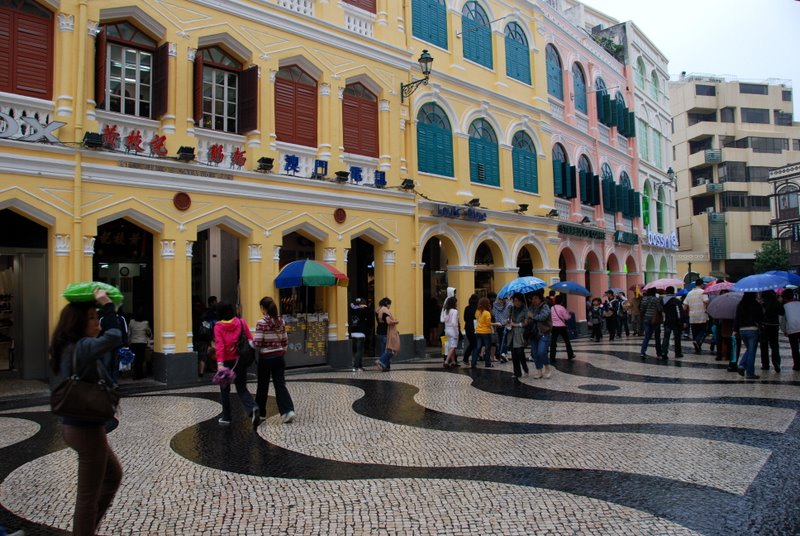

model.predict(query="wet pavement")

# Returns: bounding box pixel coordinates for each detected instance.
[1,336,798,535]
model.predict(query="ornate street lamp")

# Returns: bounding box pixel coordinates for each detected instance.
[400,50,433,103]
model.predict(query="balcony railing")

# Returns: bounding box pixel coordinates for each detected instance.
[575,112,588,133]
[598,124,611,145]
[277,0,314,16]
[194,129,247,168]
[0,92,55,138]
[550,100,565,122]
[343,5,374,38]
[95,111,160,154]
[554,198,570,219]
[705,149,722,163]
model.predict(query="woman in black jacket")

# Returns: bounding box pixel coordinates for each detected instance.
[734,292,764,379]
[462,294,479,364]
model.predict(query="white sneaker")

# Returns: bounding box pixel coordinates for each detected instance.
[543,365,552,379]
[281,410,296,423]
[218,417,231,426]
[533,370,543,379]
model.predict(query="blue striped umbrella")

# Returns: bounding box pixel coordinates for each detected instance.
[732,274,785,293]
[497,276,547,298]
[549,281,591,297]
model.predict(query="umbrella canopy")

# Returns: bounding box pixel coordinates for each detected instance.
[549,281,591,297]
[707,292,744,320]
[642,278,684,291]
[701,276,717,284]
[274,260,349,289]
[704,281,734,295]
[732,274,785,293]
[609,287,625,294]
[765,270,800,286]
[497,276,547,298]
[63,281,124,305]
[676,288,689,297]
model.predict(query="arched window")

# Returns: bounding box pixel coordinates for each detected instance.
[0,0,53,99]
[462,1,492,69]
[552,143,574,199]
[342,82,378,158]
[468,118,499,186]
[649,70,659,99]
[642,182,652,228]
[275,65,318,147]
[504,22,530,84]
[546,44,563,100]
[595,77,609,125]
[512,131,538,193]
[412,0,447,50]
[195,46,258,134]
[635,57,645,88]
[417,103,453,177]
[96,21,166,119]
[657,186,665,233]
[601,163,616,213]
[572,63,587,114]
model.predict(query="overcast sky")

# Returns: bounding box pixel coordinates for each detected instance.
[582,0,800,118]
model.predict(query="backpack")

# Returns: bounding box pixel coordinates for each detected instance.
[236,324,255,368]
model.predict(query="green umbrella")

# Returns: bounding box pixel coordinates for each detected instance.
[62,281,124,305]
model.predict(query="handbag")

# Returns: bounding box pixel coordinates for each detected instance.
[236,324,255,368]
[51,348,120,421]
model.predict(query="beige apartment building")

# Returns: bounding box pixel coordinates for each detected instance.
[670,74,800,281]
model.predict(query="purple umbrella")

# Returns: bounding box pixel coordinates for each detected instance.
[706,292,743,320]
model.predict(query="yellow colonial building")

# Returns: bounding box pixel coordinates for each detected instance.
[0,0,566,381]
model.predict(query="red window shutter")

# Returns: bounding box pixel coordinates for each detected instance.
[193,52,204,125]
[238,65,258,134]
[274,77,296,143]
[94,27,107,108]
[151,42,169,119]
[0,11,11,93]
[360,98,379,158]
[343,0,376,12]
[13,11,52,99]
[342,95,361,154]
[294,82,317,148]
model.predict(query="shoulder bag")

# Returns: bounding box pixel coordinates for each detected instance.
[51,347,120,421]
[236,324,256,368]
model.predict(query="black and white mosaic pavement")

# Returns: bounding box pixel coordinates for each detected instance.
[1,336,799,535]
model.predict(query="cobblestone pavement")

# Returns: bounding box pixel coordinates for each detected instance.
[1,336,799,535]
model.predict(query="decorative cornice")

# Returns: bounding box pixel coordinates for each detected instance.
[58,13,74,32]
[55,234,70,256]
[83,236,95,256]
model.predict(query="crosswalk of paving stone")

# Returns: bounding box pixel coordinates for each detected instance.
[0,335,798,535]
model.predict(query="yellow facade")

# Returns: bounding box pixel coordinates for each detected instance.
[0,0,559,380]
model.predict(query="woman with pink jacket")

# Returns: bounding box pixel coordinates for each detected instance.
[214,301,257,426]
[549,294,576,362]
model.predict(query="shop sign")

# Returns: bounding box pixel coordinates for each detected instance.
[0,112,65,143]
[647,230,678,250]
[793,223,800,243]
[557,224,605,240]
[432,204,487,222]
[614,230,639,245]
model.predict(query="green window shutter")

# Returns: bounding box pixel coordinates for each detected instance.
[414,0,447,49]
[596,92,605,124]
[591,175,600,206]
[435,128,454,177]
[628,111,636,138]
[431,1,448,49]
[608,99,618,127]
[513,149,538,193]
[412,0,428,42]
[566,165,577,199]
[553,159,564,197]
[487,141,499,186]
[546,48,563,100]
[417,122,431,173]
[579,170,588,203]
[506,38,530,85]
[642,195,650,226]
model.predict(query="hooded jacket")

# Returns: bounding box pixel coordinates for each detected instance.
[214,316,252,364]
[440,287,456,322]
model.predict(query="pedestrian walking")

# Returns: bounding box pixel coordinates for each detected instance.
[376,297,399,371]
[49,289,123,536]
[491,294,512,362]
[349,297,369,371]
[684,279,709,353]
[442,296,460,367]
[472,297,498,368]
[639,288,663,358]
[252,296,295,427]
[462,294,478,364]
[128,308,151,380]
[549,294,575,362]
[588,298,603,342]
[602,290,619,341]
[759,290,784,372]
[630,290,642,336]
[528,293,552,379]
[734,292,763,379]
[781,289,800,371]
[617,292,630,337]
[660,286,684,360]
[506,293,529,378]
[214,301,257,426]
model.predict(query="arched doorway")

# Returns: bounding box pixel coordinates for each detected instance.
[348,237,375,353]
[422,235,458,346]
[94,218,154,324]
[517,243,545,278]
[474,241,499,297]
[0,209,49,379]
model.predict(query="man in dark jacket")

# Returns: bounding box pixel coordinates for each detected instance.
[660,286,684,360]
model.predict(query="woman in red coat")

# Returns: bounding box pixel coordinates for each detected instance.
[214,301,257,426]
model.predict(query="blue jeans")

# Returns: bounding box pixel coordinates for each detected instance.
[531,334,551,370]
[739,329,759,376]
[472,333,492,366]
[378,348,393,370]
[375,334,387,358]
[640,322,662,356]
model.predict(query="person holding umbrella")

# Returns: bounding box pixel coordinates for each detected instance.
[781,289,800,371]
[660,286,684,360]
[759,290,784,372]
[734,292,764,379]
[549,294,575,361]
[639,287,663,358]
